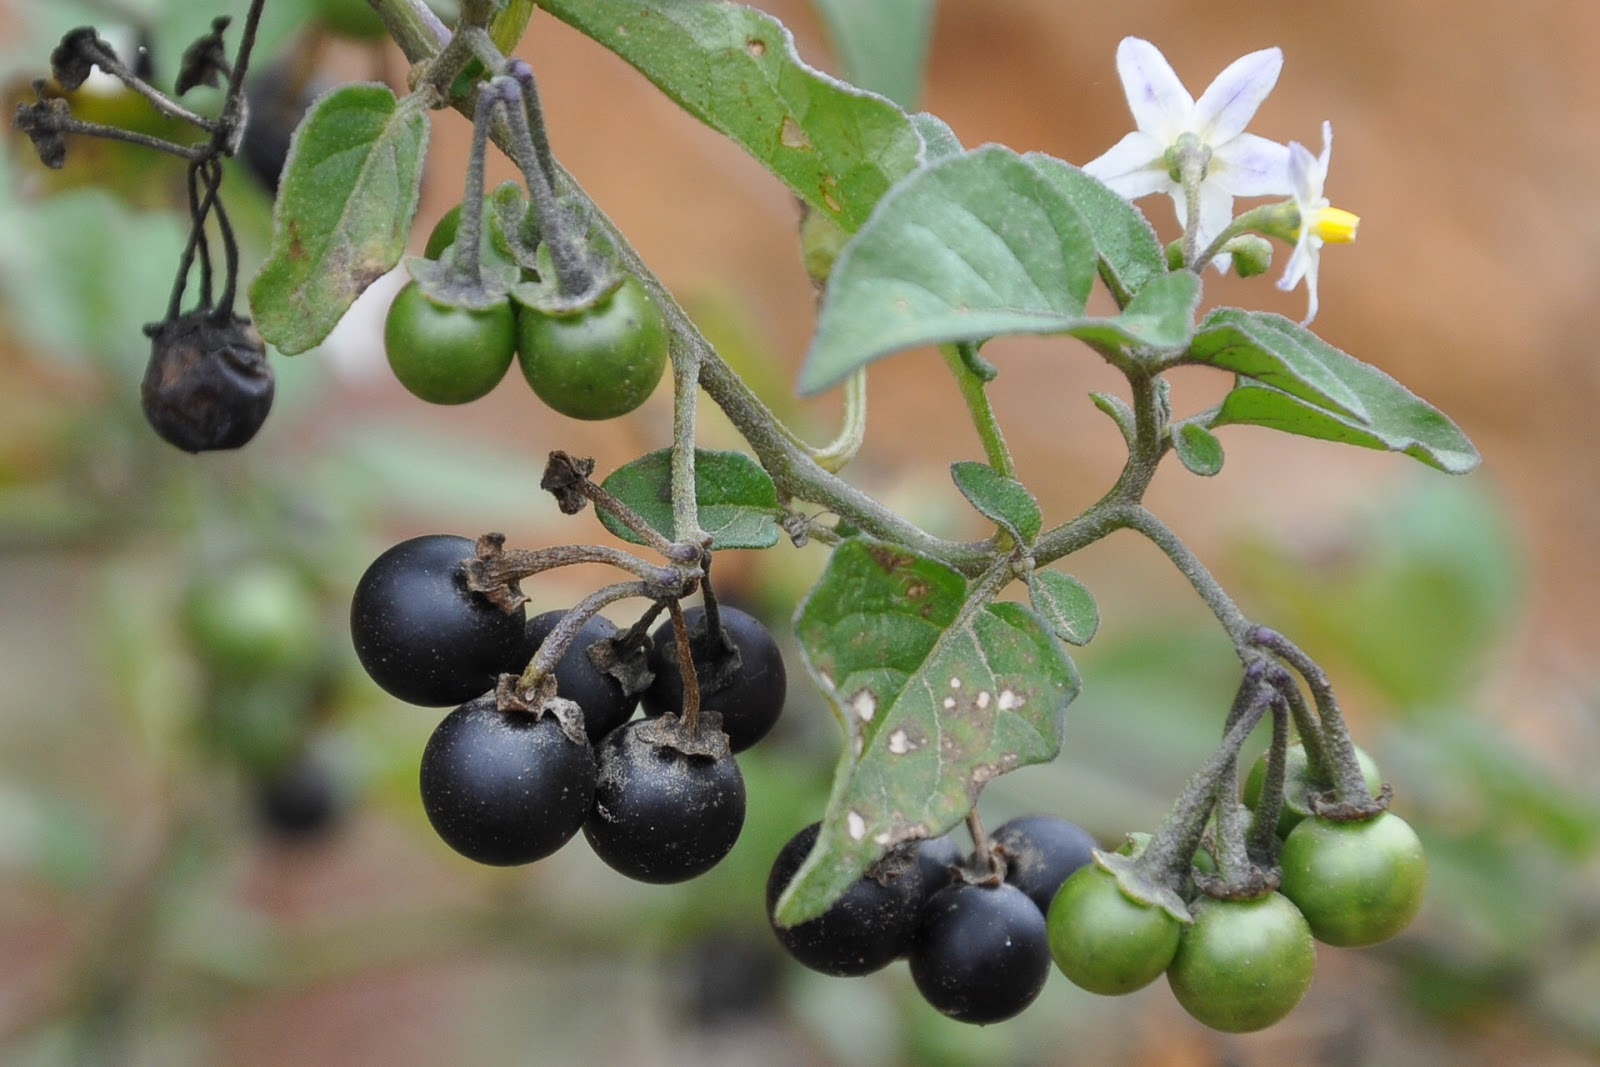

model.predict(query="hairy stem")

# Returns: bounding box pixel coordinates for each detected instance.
[941,342,1015,479]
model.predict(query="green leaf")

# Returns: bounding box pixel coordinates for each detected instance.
[775,540,1079,924]
[1210,314,1480,474]
[810,0,937,108]
[1028,570,1099,646]
[798,146,1098,394]
[1173,422,1224,476]
[1187,308,1368,421]
[1060,268,1200,351]
[950,461,1041,542]
[911,111,963,163]
[249,84,428,355]
[536,0,922,233]
[1026,153,1164,307]
[600,449,781,549]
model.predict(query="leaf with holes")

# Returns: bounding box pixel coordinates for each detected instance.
[774,539,1079,925]
[951,461,1041,542]
[599,448,781,549]
[1028,570,1099,646]
[798,146,1098,394]
[537,0,922,233]
[250,84,428,355]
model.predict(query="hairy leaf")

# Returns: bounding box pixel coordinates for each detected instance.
[1062,269,1200,351]
[1028,570,1099,646]
[537,0,922,232]
[1209,313,1480,474]
[798,146,1098,394]
[1173,422,1224,476]
[1187,307,1368,421]
[951,461,1041,542]
[775,540,1078,925]
[250,84,427,355]
[600,448,781,549]
[1027,152,1165,307]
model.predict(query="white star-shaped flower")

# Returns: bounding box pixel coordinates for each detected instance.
[1276,121,1359,324]
[1084,37,1292,272]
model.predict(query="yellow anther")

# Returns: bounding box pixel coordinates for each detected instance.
[1311,206,1360,244]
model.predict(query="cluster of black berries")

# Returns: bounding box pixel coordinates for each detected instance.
[349,534,787,882]
[767,814,1097,1025]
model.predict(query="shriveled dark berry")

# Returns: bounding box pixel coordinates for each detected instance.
[419,694,596,866]
[583,720,745,883]
[992,814,1098,915]
[141,311,274,452]
[350,534,527,707]
[766,822,924,976]
[643,606,786,752]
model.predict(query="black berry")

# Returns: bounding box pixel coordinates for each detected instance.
[583,720,745,883]
[915,834,966,902]
[766,822,924,976]
[350,534,527,707]
[419,694,596,866]
[524,609,636,742]
[141,311,274,452]
[643,606,786,752]
[254,748,342,841]
[910,881,1052,1025]
[991,814,1098,915]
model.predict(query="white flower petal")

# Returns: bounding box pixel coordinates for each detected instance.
[1277,234,1323,323]
[1116,37,1194,142]
[1194,182,1237,273]
[1191,47,1283,145]
[1316,120,1333,175]
[1286,139,1320,202]
[1208,133,1292,196]
[1083,130,1171,198]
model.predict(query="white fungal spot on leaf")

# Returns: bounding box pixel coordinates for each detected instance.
[949,677,962,689]
[942,696,956,710]
[850,689,876,722]
[848,811,866,840]
[976,690,991,709]
[998,689,1022,711]
[888,729,912,754]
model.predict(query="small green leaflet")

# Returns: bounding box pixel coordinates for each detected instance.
[798,146,1098,394]
[809,0,937,108]
[599,448,781,549]
[249,84,427,355]
[775,539,1079,925]
[911,111,963,163]
[1027,570,1099,646]
[535,0,922,233]
[950,461,1041,542]
[1173,422,1224,476]
[1026,153,1164,308]
[1205,312,1480,474]
[1060,269,1200,352]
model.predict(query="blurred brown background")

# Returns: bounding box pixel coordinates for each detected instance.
[1,1,1597,1065]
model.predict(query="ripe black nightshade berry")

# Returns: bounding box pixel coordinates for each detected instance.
[254,748,342,841]
[350,534,527,707]
[141,311,274,452]
[419,694,596,866]
[643,606,786,752]
[910,881,1052,1025]
[991,814,1098,915]
[915,834,965,902]
[583,720,746,883]
[524,610,636,742]
[766,822,924,976]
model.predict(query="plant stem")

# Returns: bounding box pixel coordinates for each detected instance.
[941,342,1015,479]
[1122,505,1253,652]
[807,369,867,474]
